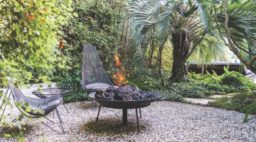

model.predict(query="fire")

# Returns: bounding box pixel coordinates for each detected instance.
[113,72,127,86]
[113,53,128,86]
[114,53,121,67]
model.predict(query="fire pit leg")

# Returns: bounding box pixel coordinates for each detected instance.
[122,109,128,125]
[96,105,101,123]
[139,108,142,118]
[136,108,140,132]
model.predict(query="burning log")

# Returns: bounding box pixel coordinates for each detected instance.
[94,52,160,101]
[95,85,160,101]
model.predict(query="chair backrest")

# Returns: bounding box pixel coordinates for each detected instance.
[8,82,47,117]
[8,83,24,103]
[7,83,36,116]
[81,44,113,88]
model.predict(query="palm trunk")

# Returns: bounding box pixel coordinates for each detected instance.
[169,30,190,82]
[148,39,155,67]
[157,38,167,86]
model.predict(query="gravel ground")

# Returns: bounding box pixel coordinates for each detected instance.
[1,101,256,142]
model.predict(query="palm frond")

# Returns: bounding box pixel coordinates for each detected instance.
[188,35,233,64]
[195,0,212,30]
[225,0,256,53]
[128,0,173,44]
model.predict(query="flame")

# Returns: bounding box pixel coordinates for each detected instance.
[113,71,128,86]
[114,53,121,67]
[113,53,128,86]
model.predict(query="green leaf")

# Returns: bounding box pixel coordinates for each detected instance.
[196,0,211,30]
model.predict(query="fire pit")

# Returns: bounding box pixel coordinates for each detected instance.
[82,46,160,132]
[95,85,160,132]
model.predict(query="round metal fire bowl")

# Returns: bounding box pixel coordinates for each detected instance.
[95,99,157,109]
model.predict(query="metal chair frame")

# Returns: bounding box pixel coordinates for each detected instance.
[0,85,65,134]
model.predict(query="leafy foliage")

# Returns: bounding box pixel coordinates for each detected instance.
[130,70,256,100]
[53,0,125,102]
[220,71,256,91]
[128,0,208,81]
[216,0,256,73]
[0,0,72,140]
[178,71,256,97]
[210,92,256,115]
[188,35,232,64]
[63,91,88,103]
[127,0,256,82]
[55,0,123,89]
[0,0,72,83]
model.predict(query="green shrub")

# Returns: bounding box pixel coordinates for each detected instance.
[158,90,184,102]
[167,80,206,98]
[130,70,256,100]
[220,71,256,91]
[129,75,183,101]
[54,0,124,101]
[128,76,164,91]
[0,0,72,83]
[63,91,88,103]
[210,92,256,114]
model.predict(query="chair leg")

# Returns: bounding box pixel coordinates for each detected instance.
[135,108,140,133]
[41,121,61,135]
[95,105,101,123]
[0,90,11,122]
[55,108,65,134]
[11,118,17,123]
[0,88,9,109]
[42,114,65,134]
[62,104,69,113]
[43,116,56,124]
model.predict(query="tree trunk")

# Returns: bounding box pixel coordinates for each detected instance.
[158,39,166,86]
[169,30,190,82]
[148,39,155,67]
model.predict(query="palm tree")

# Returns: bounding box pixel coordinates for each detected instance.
[128,0,256,82]
[128,0,208,82]
[219,0,256,73]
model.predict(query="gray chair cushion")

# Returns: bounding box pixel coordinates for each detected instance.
[85,83,111,91]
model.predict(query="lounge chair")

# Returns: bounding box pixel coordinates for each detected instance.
[81,44,113,99]
[0,82,65,134]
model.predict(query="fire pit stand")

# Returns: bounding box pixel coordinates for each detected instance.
[95,99,153,132]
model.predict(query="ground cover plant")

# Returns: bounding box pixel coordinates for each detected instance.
[130,70,256,101]
[210,92,256,121]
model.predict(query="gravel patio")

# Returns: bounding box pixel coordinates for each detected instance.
[1,101,256,142]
